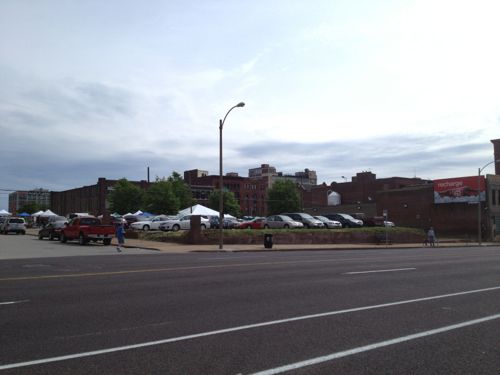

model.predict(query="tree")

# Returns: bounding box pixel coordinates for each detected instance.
[266,179,301,215]
[108,178,144,214]
[208,190,241,217]
[143,178,179,215]
[168,171,195,209]
[19,202,47,214]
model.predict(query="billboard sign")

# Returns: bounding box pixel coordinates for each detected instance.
[434,176,485,204]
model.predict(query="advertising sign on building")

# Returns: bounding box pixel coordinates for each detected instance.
[433,176,485,204]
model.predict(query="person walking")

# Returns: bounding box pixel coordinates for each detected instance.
[427,227,436,247]
[115,221,125,252]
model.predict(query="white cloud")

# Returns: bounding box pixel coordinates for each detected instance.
[1,0,500,211]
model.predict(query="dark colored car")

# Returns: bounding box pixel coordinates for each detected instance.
[324,213,363,228]
[38,220,67,240]
[209,216,239,229]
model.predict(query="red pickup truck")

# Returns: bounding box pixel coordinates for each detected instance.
[60,216,115,245]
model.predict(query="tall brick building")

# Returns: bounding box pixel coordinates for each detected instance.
[492,138,500,174]
[184,169,268,216]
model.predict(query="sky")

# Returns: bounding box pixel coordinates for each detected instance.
[1,0,500,211]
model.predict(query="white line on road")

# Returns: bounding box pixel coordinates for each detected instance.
[344,267,416,275]
[1,285,500,370]
[0,299,29,306]
[251,313,500,375]
[204,256,268,260]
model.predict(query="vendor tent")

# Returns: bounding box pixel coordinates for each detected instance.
[18,212,30,217]
[0,209,11,216]
[32,210,44,217]
[40,209,58,217]
[178,204,219,217]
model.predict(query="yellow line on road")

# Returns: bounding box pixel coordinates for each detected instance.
[0,258,342,281]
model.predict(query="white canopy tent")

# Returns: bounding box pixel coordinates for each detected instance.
[31,210,45,217]
[177,204,219,217]
[40,209,58,217]
[0,209,11,216]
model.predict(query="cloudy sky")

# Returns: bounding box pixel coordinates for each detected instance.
[1,0,499,211]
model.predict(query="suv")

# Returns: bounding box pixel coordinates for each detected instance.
[1,217,26,234]
[281,213,324,228]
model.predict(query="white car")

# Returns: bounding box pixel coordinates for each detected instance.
[130,215,173,231]
[313,215,342,229]
[159,215,211,232]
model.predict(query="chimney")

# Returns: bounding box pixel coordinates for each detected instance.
[491,139,500,174]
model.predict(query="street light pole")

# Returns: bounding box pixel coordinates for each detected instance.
[219,102,245,250]
[477,159,500,245]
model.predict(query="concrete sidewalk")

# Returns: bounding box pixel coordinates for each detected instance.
[26,228,493,253]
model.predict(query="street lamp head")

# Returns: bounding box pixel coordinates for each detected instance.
[236,102,245,108]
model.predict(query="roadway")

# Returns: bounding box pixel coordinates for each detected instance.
[1,234,499,374]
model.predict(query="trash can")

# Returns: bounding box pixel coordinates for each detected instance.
[264,233,273,249]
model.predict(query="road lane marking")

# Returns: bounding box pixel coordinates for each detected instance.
[344,267,416,275]
[1,285,500,370]
[0,258,361,281]
[251,313,500,375]
[0,299,29,306]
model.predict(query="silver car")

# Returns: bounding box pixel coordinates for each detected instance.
[263,215,304,229]
[314,215,343,229]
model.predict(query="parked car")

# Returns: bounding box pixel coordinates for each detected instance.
[263,215,304,229]
[123,214,139,228]
[281,212,324,228]
[159,215,211,231]
[1,217,26,234]
[38,219,67,240]
[238,217,265,229]
[209,216,240,229]
[130,215,173,231]
[313,215,342,229]
[111,216,127,227]
[324,213,363,228]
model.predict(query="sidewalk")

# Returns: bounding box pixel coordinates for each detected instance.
[26,229,495,254]
[118,238,495,253]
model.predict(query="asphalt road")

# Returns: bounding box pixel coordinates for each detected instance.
[1,235,499,374]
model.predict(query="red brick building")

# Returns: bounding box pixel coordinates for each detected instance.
[302,171,426,213]
[50,178,150,217]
